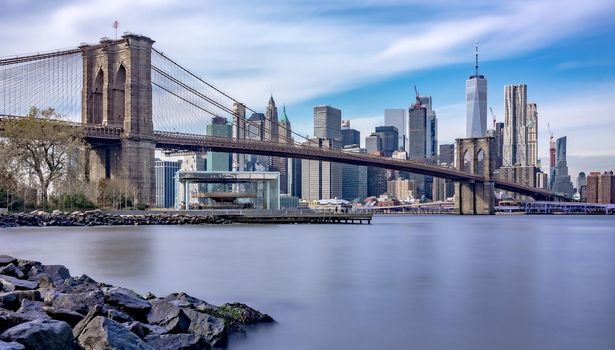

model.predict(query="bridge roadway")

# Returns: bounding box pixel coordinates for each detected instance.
[0,116,564,200]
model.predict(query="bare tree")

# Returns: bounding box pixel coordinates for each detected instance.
[2,107,84,207]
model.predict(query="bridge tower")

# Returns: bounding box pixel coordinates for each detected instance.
[454,137,495,215]
[80,34,156,206]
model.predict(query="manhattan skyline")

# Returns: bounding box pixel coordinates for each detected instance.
[1,0,615,178]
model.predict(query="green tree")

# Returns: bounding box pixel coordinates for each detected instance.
[2,107,85,207]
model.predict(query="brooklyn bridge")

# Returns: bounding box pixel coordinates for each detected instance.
[0,34,566,214]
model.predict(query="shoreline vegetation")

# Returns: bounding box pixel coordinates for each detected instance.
[0,255,273,349]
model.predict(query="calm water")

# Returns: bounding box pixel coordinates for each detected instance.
[1,216,615,350]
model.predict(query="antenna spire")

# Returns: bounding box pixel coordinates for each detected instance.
[475,40,479,76]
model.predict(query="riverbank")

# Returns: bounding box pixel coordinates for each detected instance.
[0,210,227,228]
[0,255,273,349]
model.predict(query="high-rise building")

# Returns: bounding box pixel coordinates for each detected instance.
[577,172,587,201]
[288,158,302,198]
[341,120,360,147]
[587,171,615,204]
[549,134,557,189]
[181,154,206,172]
[527,103,538,167]
[314,105,342,140]
[384,109,407,151]
[408,94,437,199]
[503,84,528,166]
[264,96,279,142]
[373,126,399,157]
[439,144,455,166]
[246,112,270,171]
[274,105,292,194]
[301,138,343,201]
[536,172,549,189]
[551,136,574,197]
[432,177,453,202]
[466,43,487,138]
[365,133,386,197]
[341,147,367,202]
[155,160,181,208]
[206,116,232,171]
[387,179,415,201]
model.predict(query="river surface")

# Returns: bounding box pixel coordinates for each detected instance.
[1,215,614,349]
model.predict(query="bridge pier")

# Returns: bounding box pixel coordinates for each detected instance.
[454,137,495,215]
[80,34,156,206]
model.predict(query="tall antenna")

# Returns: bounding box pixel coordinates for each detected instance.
[113,20,119,40]
[475,40,479,76]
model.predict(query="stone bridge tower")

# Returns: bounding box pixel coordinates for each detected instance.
[80,34,156,206]
[454,137,495,215]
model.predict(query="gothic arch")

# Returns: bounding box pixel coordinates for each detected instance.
[462,150,472,173]
[111,64,126,126]
[477,149,485,175]
[91,69,104,125]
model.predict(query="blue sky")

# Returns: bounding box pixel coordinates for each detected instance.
[1,0,615,177]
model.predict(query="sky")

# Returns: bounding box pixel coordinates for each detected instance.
[1,0,615,178]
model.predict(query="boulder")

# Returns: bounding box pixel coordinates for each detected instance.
[43,307,84,328]
[142,292,156,300]
[0,319,73,350]
[0,340,25,350]
[31,265,70,282]
[214,303,274,325]
[0,275,37,292]
[124,321,150,339]
[0,257,16,268]
[107,308,134,323]
[76,316,153,350]
[144,334,210,350]
[0,266,23,280]
[163,293,215,311]
[0,311,31,333]
[72,305,105,338]
[103,287,151,319]
[16,300,49,320]
[183,309,227,347]
[50,290,105,315]
[146,300,190,334]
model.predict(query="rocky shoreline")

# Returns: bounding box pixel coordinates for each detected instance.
[0,210,227,228]
[0,255,273,349]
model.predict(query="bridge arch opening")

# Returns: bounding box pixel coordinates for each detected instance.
[477,149,485,175]
[111,64,126,127]
[462,150,471,173]
[92,69,104,125]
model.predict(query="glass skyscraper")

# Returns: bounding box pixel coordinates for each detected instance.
[466,44,487,138]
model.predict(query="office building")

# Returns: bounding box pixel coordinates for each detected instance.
[155,160,181,208]
[387,179,415,202]
[246,112,270,171]
[487,122,505,168]
[314,105,342,140]
[503,84,528,166]
[439,144,455,166]
[384,109,407,151]
[373,125,399,157]
[577,172,587,201]
[527,103,538,167]
[408,94,438,198]
[341,147,367,202]
[341,120,361,147]
[365,133,386,197]
[264,96,279,142]
[206,116,232,171]
[587,171,615,204]
[551,136,574,197]
[432,177,453,202]
[536,172,549,189]
[466,43,488,137]
[273,104,291,194]
[288,158,302,198]
[301,138,343,201]
[181,153,206,172]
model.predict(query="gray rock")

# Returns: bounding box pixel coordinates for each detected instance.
[43,306,84,327]
[0,311,31,333]
[50,290,105,315]
[0,275,37,292]
[37,274,56,289]
[16,300,50,320]
[142,292,156,300]
[0,319,73,350]
[103,287,151,319]
[183,309,227,347]
[0,266,23,280]
[0,340,25,350]
[146,300,190,334]
[144,334,210,350]
[77,316,153,350]
[31,265,70,282]
[215,303,275,325]
[162,293,215,311]
[107,308,133,323]
[72,305,105,338]
[124,321,150,339]
[0,257,16,267]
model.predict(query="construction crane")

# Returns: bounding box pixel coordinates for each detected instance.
[489,107,496,129]
[413,86,422,108]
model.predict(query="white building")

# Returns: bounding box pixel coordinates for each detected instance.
[466,44,488,138]
[503,84,528,166]
[384,109,407,151]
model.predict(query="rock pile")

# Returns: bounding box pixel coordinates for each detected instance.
[0,210,227,228]
[0,255,273,349]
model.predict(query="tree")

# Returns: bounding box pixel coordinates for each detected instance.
[2,107,84,207]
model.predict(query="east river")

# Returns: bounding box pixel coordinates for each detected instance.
[1,215,614,349]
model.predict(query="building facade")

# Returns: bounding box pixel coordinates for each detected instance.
[341,147,368,202]
[527,103,538,167]
[466,44,487,138]
[301,138,343,201]
[551,136,574,197]
[587,171,615,204]
[206,116,232,171]
[155,160,181,208]
[503,84,528,166]
[314,105,342,140]
[341,120,361,147]
[384,109,407,151]
[373,126,399,157]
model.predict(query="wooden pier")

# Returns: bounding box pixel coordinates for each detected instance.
[217,212,373,224]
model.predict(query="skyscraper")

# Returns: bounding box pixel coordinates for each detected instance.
[314,105,342,140]
[373,126,399,157]
[551,136,574,197]
[466,43,487,138]
[206,116,232,171]
[503,84,528,166]
[365,134,386,197]
[527,103,538,167]
[384,109,407,151]
[264,96,278,142]
[408,94,437,198]
[301,138,343,200]
[341,120,360,147]
[586,171,615,204]
[274,105,292,194]
[341,147,367,202]
[155,160,181,208]
[438,144,455,166]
